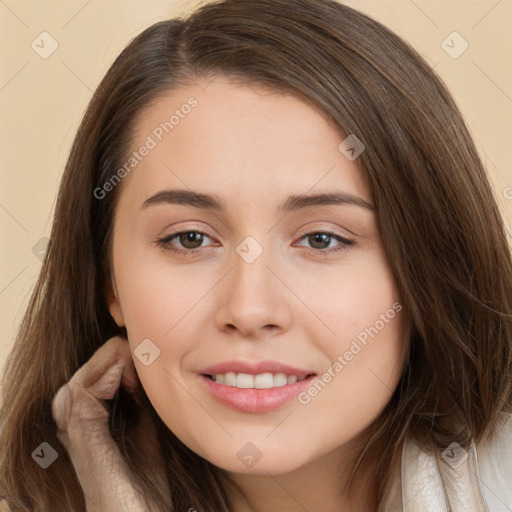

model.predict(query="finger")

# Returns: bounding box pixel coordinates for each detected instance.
[52,336,133,434]
[51,382,72,434]
[70,336,135,401]
[50,337,149,511]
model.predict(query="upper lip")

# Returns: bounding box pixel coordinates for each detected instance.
[199,360,316,379]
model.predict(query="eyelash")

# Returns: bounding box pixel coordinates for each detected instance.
[155,229,354,257]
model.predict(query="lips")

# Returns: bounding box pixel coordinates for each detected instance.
[199,359,316,379]
[198,359,318,413]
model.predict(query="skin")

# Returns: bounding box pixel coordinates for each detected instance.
[106,76,406,511]
[52,336,170,511]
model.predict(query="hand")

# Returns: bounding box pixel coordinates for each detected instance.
[51,335,169,511]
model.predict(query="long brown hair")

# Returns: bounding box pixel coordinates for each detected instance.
[1,0,511,510]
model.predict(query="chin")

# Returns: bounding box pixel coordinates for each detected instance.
[194,442,313,476]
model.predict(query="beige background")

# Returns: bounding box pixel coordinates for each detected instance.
[1,0,511,381]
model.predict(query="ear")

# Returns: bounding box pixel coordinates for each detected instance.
[104,275,125,328]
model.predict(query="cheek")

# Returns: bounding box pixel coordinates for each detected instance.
[294,249,401,353]
[114,247,217,343]
[302,321,404,435]
[294,253,404,425]
[295,316,403,457]
[113,252,224,423]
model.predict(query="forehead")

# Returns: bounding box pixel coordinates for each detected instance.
[118,76,371,209]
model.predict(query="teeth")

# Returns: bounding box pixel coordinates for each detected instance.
[254,373,274,389]
[273,373,287,387]
[224,372,237,387]
[211,372,308,389]
[237,373,255,389]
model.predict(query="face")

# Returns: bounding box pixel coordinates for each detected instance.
[106,76,405,476]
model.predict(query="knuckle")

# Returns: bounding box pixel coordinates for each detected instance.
[51,383,71,426]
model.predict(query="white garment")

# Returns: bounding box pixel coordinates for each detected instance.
[380,412,512,511]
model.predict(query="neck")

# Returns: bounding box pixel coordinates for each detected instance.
[220,438,378,512]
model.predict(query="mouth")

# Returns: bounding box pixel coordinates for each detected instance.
[202,372,315,389]
[199,371,318,413]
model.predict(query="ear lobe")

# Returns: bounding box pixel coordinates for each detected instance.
[104,277,125,328]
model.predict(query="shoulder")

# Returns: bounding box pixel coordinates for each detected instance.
[476,411,512,511]
[379,412,512,512]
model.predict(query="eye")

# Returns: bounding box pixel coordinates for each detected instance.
[295,231,354,256]
[155,229,355,257]
[156,229,216,255]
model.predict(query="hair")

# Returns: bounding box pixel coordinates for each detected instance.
[1,0,511,510]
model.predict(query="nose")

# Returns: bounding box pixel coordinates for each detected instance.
[214,243,292,340]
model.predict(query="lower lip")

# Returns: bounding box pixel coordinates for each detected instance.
[199,374,317,413]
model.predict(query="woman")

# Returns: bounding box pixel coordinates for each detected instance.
[1,0,511,510]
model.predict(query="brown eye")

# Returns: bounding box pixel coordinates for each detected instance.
[295,231,355,256]
[156,230,215,254]
[307,233,334,250]
[177,231,205,250]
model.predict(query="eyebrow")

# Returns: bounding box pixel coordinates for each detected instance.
[140,189,375,213]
